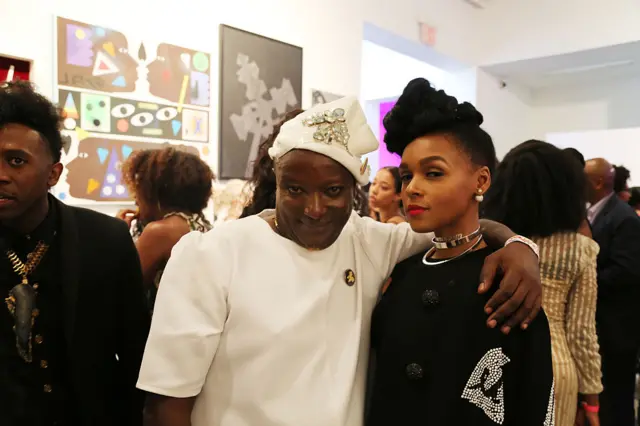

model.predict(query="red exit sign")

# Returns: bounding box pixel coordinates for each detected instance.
[418,22,437,47]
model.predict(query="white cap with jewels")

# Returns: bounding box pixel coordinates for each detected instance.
[268,96,379,185]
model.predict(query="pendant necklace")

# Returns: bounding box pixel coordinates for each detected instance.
[5,241,50,363]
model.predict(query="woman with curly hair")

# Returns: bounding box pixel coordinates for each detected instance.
[116,146,214,311]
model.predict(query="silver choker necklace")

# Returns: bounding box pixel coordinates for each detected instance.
[432,227,481,249]
[422,235,484,266]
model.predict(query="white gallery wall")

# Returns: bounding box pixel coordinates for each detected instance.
[549,127,640,187]
[474,69,537,158]
[531,76,640,135]
[479,0,640,66]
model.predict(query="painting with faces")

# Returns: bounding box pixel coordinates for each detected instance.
[54,17,211,204]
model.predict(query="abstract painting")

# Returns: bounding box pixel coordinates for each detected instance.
[55,17,212,204]
[54,137,201,202]
[59,89,208,142]
[311,89,342,106]
[219,25,302,179]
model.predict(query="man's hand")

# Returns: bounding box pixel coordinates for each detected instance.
[478,241,542,334]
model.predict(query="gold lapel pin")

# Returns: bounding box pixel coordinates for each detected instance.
[345,269,356,286]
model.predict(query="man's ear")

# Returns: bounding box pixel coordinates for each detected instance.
[47,163,64,188]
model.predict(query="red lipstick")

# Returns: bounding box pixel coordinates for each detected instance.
[406,204,427,217]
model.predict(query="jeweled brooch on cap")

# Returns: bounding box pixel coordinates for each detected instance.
[302,108,350,152]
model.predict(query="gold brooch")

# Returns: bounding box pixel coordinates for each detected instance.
[344,269,356,286]
[303,108,350,152]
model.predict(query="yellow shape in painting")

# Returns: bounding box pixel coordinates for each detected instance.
[86,178,100,194]
[75,29,86,40]
[75,127,89,141]
[103,42,116,58]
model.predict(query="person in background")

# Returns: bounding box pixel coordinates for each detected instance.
[137,96,543,426]
[563,147,593,238]
[484,140,603,426]
[613,165,631,202]
[0,80,149,425]
[368,78,554,426]
[368,166,405,224]
[116,147,213,313]
[627,187,640,216]
[585,158,640,426]
[240,108,370,218]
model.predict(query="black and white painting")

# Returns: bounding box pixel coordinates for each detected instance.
[219,25,303,179]
[311,89,342,106]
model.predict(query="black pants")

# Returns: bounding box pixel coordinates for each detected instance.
[600,346,638,426]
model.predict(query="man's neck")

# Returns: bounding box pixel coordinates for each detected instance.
[2,196,50,235]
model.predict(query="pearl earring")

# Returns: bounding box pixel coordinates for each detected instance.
[475,190,484,202]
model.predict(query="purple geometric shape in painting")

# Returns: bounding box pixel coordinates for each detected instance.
[378,100,401,168]
[190,71,210,106]
[100,147,129,199]
[66,24,95,67]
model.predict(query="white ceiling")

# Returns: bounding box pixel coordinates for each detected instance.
[482,41,640,90]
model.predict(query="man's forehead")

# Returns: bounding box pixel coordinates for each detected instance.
[0,124,47,155]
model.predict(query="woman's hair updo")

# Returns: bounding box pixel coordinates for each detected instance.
[383,78,495,174]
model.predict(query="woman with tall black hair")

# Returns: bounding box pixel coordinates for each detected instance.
[367,79,554,426]
[483,140,603,426]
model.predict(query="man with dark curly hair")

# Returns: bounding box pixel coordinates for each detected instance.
[0,80,149,426]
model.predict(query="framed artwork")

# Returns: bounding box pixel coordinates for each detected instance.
[54,16,212,204]
[311,89,342,106]
[0,55,32,82]
[219,24,302,179]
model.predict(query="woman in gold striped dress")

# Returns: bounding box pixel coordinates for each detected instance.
[483,140,602,426]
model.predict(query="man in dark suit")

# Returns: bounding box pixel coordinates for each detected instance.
[585,158,640,426]
[0,80,150,425]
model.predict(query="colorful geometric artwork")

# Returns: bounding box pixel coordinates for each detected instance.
[62,138,200,202]
[59,89,208,142]
[54,16,212,204]
[57,17,211,105]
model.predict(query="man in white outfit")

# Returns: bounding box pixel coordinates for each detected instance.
[137,97,542,426]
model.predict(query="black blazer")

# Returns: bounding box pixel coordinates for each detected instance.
[55,197,150,425]
[591,195,640,352]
